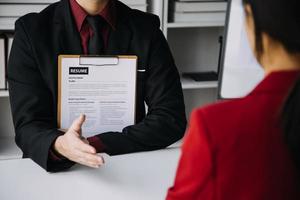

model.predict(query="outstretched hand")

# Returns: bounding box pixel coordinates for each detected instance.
[54,114,104,168]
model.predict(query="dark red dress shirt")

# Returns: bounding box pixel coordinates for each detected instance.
[69,0,116,54]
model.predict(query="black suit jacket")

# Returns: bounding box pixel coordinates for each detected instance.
[8,0,186,172]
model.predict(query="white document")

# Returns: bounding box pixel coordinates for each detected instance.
[58,55,137,137]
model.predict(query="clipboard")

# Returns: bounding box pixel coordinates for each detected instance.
[58,55,137,137]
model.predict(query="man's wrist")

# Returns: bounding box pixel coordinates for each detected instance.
[51,136,66,160]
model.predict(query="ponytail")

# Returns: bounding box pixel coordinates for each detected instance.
[282,78,300,169]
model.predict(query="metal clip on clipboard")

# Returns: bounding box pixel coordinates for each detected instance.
[79,55,119,66]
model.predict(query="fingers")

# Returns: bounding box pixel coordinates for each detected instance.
[75,150,105,168]
[70,114,86,133]
[62,138,104,168]
[75,140,97,154]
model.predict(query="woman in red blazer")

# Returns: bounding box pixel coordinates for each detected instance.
[166,0,300,199]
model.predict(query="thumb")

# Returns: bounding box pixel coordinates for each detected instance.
[70,114,86,133]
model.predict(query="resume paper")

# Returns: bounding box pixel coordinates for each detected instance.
[58,55,137,137]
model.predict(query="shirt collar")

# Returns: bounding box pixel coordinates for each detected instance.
[69,0,116,32]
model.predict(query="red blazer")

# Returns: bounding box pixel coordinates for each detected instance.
[167,70,300,200]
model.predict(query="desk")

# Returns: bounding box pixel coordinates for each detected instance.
[0,148,180,200]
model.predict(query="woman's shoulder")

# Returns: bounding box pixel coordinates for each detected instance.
[188,97,253,141]
[192,98,248,121]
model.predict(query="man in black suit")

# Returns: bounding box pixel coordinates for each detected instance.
[8,0,186,172]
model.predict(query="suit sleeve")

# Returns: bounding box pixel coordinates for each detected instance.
[7,19,74,172]
[98,16,187,155]
[166,110,214,200]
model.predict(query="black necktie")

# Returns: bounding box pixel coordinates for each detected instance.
[86,15,105,55]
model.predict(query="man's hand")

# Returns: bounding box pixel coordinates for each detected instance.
[54,114,104,168]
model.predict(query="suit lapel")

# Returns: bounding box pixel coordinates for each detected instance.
[53,0,83,55]
[106,23,132,55]
[106,1,132,55]
[51,0,82,110]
